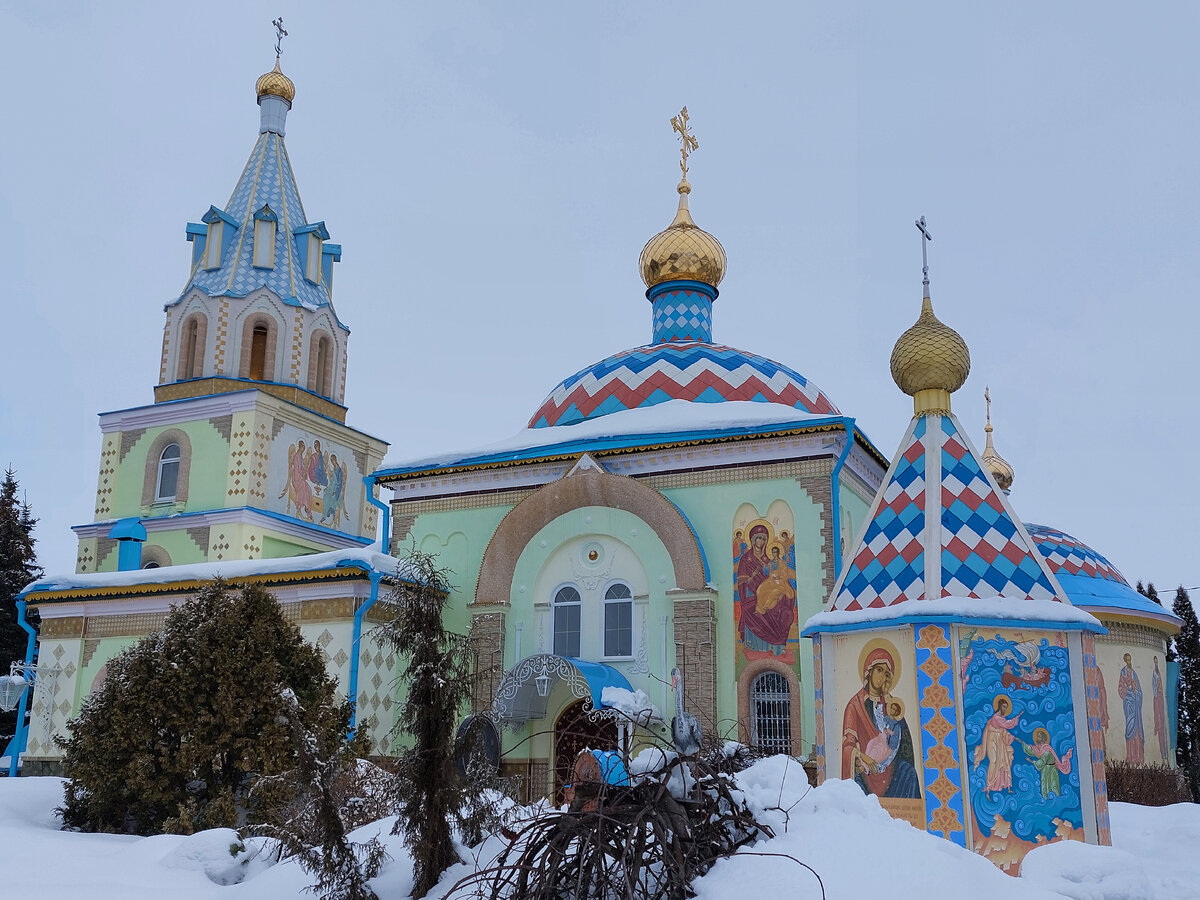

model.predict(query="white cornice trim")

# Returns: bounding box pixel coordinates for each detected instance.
[72,507,368,549]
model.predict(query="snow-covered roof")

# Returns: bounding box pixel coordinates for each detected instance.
[377,399,865,478]
[802,595,1102,635]
[20,544,407,598]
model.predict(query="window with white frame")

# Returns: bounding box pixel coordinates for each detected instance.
[205,221,224,269]
[155,443,181,502]
[603,582,633,658]
[552,585,581,658]
[253,217,276,268]
[306,233,322,282]
[749,671,792,754]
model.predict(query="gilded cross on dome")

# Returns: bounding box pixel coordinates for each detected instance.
[670,107,699,180]
[272,16,288,58]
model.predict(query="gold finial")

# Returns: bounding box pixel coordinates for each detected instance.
[256,17,296,104]
[982,386,1015,491]
[890,295,971,415]
[639,107,726,289]
[671,107,699,187]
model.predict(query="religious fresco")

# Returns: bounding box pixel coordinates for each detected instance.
[833,629,924,830]
[1093,642,1171,765]
[961,628,1085,872]
[733,501,798,667]
[267,423,363,533]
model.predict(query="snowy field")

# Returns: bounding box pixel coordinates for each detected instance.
[2,757,1198,899]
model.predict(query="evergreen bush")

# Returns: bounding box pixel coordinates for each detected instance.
[58,580,352,835]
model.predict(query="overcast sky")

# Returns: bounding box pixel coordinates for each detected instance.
[1,1,1195,595]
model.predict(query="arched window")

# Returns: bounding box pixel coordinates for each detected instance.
[749,671,792,754]
[603,582,633,658]
[552,585,581,658]
[175,314,208,381]
[249,324,269,380]
[316,336,330,396]
[143,561,160,569]
[155,443,181,502]
[183,318,199,378]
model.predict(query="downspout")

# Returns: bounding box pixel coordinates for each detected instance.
[344,564,384,739]
[8,600,38,777]
[829,417,856,581]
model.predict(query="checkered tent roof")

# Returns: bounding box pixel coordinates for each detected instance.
[181,131,333,313]
[831,412,1064,611]
[528,342,840,428]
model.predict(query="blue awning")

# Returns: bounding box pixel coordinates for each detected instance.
[493,654,633,722]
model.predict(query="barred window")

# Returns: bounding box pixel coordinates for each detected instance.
[750,671,792,754]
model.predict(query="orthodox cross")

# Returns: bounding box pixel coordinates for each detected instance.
[671,107,699,180]
[272,16,288,58]
[985,385,993,429]
[915,215,932,298]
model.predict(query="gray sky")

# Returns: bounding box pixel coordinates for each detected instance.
[1,1,1196,595]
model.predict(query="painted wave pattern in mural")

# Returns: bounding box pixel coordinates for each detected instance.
[963,634,1083,848]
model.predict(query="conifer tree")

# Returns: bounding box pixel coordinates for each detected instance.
[59,580,351,834]
[1171,586,1200,800]
[0,468,42,745]
[373,548,498,899]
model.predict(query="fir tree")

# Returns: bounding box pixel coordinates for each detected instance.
[374,548,501,899]
[58,580,352,834]
[0,468,42,745]
[1146,582,1162,606]
[1172,586,1200,800]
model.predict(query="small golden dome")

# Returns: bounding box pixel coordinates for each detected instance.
[982,388,1014,491]
[256,59,295,104]
[639,180,727,289]
[890,297,970,410]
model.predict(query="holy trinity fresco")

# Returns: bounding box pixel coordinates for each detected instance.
[267,424,363,533]
[961,628,1085,868]
[1093,643,1171,765]
[733,501,798,667]
[834,630,925,830]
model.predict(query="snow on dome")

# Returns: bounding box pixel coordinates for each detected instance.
[1025,522,1179,624]
[528,341,839,428]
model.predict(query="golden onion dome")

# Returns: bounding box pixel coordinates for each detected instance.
[255,59,295,104]
[639,179,727,289]
[890,296,971,414]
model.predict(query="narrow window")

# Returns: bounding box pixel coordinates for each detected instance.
[750,671,792,755]
[205,221,224,269]
[552,585,581,658]
[316,336,330,396]
[306,233,322,282]
[603,583,633,657]
[183,318,199,379]
[253,218,276,268]
[249,324,269,381]
[156,443,181,502]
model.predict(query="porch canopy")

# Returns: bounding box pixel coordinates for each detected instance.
[493,653,633,722]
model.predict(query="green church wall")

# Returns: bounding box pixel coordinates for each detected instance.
[110,420,231,518]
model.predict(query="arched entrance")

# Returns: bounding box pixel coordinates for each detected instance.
[554,699,617,805]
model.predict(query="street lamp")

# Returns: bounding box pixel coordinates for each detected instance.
[0,673,27,712]
[535,660,551,698]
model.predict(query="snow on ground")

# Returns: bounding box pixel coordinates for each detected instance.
[2,761,1199,899]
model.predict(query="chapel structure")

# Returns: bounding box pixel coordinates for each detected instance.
[12,47,400,772]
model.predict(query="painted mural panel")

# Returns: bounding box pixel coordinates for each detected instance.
[733,501,798,667]
[1094,640,1172,765]
[833,628,924,830]
[961,628,1085,872]
[267,423,363,534]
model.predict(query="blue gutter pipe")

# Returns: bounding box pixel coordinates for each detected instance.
[829,417,857,580]
[343,563,384,739]
[8,600,38,777]
[363,474,390,553]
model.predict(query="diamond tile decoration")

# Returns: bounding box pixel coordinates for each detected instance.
[317,628,333,647]
[180,131,336,315]
[333,649,349,667]
[530,341,840,428]
[1025,523,1128,584]
[833,417,927,610]
[938,416,1059,602]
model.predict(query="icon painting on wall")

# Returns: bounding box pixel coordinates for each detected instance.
[962,629,1085,870]
[280,438,350,526]
[733,501,798,666]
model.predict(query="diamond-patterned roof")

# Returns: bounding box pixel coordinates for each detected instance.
[529,342,840,428]
[175,130,336,315]
[830,411,1064,611]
